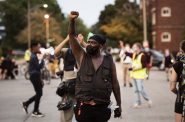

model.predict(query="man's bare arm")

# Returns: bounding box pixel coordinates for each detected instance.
[68,11,84,67]
[54,35,69,57]
[111,61,122,111]
[170,67,177,94]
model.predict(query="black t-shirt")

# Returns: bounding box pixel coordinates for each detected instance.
[144,51,152,64]
[165,55,173,68]
[173,61,183,83]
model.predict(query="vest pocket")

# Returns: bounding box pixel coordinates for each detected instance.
[102,67,111,82]
[80,72,93,83]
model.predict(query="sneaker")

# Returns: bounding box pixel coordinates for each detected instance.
[31,111,45,117]
[21,102,28,114]
[132,103,141,108]
[129,83,133,87]
[147,100,152,107]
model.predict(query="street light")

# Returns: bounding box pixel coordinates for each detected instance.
[43,4,48,8]
[27,0,48,49]
[44,14,49,19]
[44,14,50,48]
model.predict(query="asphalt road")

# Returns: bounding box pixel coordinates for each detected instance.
[0,63,176,122]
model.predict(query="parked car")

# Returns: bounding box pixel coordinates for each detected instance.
[150,49,165,70]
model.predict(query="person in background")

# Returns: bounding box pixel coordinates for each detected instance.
[55,35,77,122]
[170,40,185,122]
[143,41,153,80]
[24,48,31,63]
[0,57,4,80]
[119,42,133,87]
[164,49,175,81]
[22,42,45,117]
[126,42,152,108]
[1,56,15,80]
[48,55,58,78]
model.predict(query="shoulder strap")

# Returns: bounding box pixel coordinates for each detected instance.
[132,53,136,60]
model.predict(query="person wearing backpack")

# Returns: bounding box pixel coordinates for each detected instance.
[170,40,185,122]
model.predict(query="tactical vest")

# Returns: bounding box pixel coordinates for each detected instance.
[63,49,76,71]
[75,53,113,104]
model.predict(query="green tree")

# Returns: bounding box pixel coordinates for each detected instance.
[16,10,63,46]
[0,0,64,51]
[0,0,90,55]
[93,0,151,46]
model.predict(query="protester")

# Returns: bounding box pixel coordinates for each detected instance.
[1,56,15,80]
[170,40,185,122]
[164,49,175,81]
[143,41,153,80]
[119,42,133,87]
[0,57,4,80]
[68,11,122,122]
[55,35,77,122]
[126,42,152,108]
[48,55,58,78]
[0,57,5,80]
[24,48,31,63]
[22,42,45,117]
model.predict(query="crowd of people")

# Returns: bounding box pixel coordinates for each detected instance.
[15,11,185,122]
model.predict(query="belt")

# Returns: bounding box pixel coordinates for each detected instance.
[83,100,96,106]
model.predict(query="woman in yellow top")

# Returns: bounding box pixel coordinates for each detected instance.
[125,43,152,108]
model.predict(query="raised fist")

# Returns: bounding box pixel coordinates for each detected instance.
[69,11,79,20]
[78,34,84,41]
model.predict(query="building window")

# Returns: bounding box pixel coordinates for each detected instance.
[161,32,171,42]
[152,12,156,25]
[161,7,171,17]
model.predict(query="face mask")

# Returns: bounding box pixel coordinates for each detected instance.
[86,45,99,56]
[132,48,137,52]
[145,48,149,52]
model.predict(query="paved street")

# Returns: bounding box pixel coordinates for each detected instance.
[0,63,175,122]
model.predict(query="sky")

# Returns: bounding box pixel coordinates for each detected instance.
[57,0,115,27]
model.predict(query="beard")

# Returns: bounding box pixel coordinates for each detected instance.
[86,45,100,56]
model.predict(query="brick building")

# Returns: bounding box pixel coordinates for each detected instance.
[146,0,185,53]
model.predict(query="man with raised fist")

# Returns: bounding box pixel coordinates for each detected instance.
[68,11,122,122]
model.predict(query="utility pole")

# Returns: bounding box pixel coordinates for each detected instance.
[142,0,148,42]
[27,0,31,49]
[44,14,50,48]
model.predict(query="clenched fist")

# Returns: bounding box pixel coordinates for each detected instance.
[69,11,79,20]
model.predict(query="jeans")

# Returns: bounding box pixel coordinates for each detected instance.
[25,73,43,112]
[133,79,150,105]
